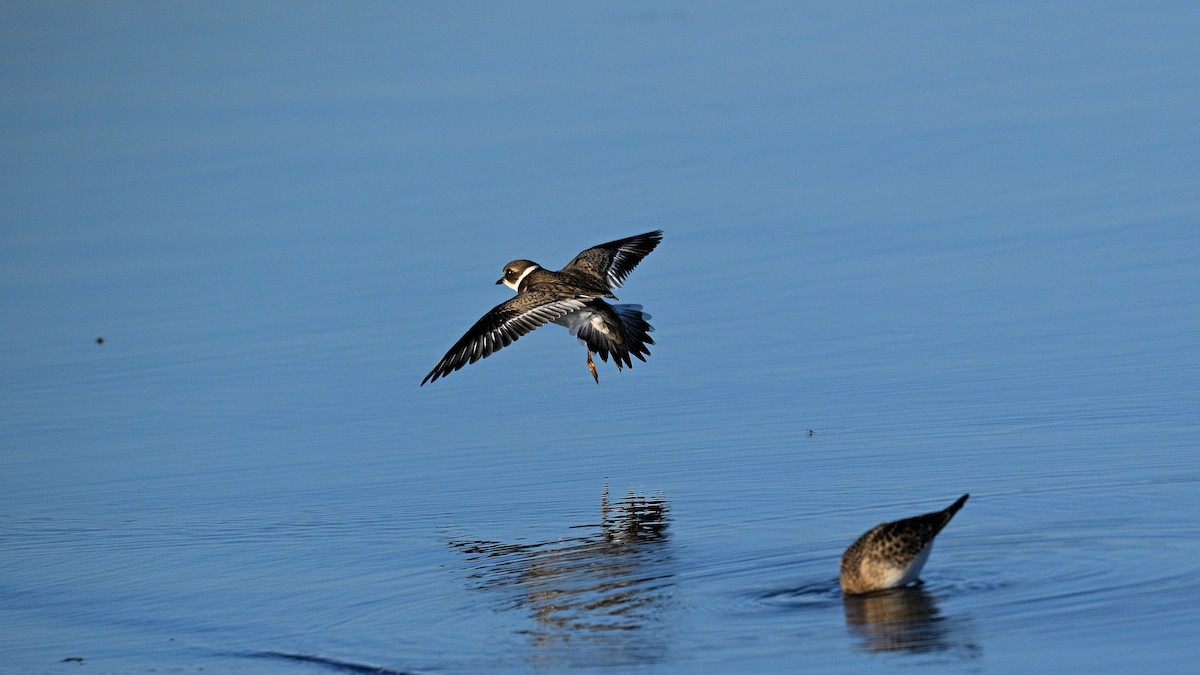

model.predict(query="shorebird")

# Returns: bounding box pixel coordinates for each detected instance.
[421,231,662,385]
[839,494,969,595]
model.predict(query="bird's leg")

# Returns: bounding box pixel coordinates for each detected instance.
[587,351,599,384]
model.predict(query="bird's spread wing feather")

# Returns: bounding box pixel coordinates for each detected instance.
[421,293,589,385]
[562,230,662,291]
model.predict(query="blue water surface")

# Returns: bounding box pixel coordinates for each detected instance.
[2,3,1199,673]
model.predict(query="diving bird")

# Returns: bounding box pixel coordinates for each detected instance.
[421,231,662,385]
[839,494,969,595]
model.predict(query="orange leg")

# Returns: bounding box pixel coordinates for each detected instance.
[587,351,599,384]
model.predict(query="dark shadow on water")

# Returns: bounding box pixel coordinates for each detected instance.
[448,485,674,668]
[760,580,844,605]
[842,586,981,660]
[237,650,415,674]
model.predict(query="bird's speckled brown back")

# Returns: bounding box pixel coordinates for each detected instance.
[840,494,968,595]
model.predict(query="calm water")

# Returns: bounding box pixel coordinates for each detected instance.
[3,3,1199,673]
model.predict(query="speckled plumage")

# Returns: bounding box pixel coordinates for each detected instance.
[839,494,969,595]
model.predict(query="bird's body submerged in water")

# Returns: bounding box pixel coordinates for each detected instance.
[421,231,661,385]
[839,494,969,595]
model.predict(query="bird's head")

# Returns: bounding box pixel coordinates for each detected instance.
[497,260,540,292]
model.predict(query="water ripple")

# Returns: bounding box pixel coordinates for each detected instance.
[446,487,674,668]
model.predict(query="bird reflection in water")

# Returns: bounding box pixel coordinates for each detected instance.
[449,486,674,666]
[842,585,981,659]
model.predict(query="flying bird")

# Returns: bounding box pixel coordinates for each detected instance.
[421,231,662,385]
[839,494,969,595]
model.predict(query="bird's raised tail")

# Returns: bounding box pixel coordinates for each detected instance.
[935,494,970,534]
[611,304,655,368]
[568,303,655,371]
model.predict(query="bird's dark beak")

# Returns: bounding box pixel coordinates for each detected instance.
[495,278,504,285]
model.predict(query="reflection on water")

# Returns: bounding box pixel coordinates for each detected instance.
[449,487,674,666]
[842,586,981,660]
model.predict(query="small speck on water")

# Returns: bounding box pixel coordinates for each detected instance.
[96,337,104,344]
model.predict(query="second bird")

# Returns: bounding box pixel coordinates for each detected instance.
[839,494,969,595]
[421,231,662,386]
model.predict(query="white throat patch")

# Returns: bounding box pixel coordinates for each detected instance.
[503,264,540,292]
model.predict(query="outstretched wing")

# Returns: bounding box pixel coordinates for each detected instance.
[421,293,588,385]
[561,230,663,291]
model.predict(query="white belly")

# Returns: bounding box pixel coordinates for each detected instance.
[891,543,933,587]
[555,308,615,342]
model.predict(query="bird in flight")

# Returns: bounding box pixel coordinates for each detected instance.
[421,231,662,386]
[839,494,969,595]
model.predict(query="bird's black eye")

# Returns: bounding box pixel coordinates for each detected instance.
[506,269,515,278]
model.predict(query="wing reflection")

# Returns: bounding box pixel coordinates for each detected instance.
[842,586,981,659]
[449,486,674,665]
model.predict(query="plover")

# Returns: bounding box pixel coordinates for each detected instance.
[839,494,969,595]
[421,230,662,385]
